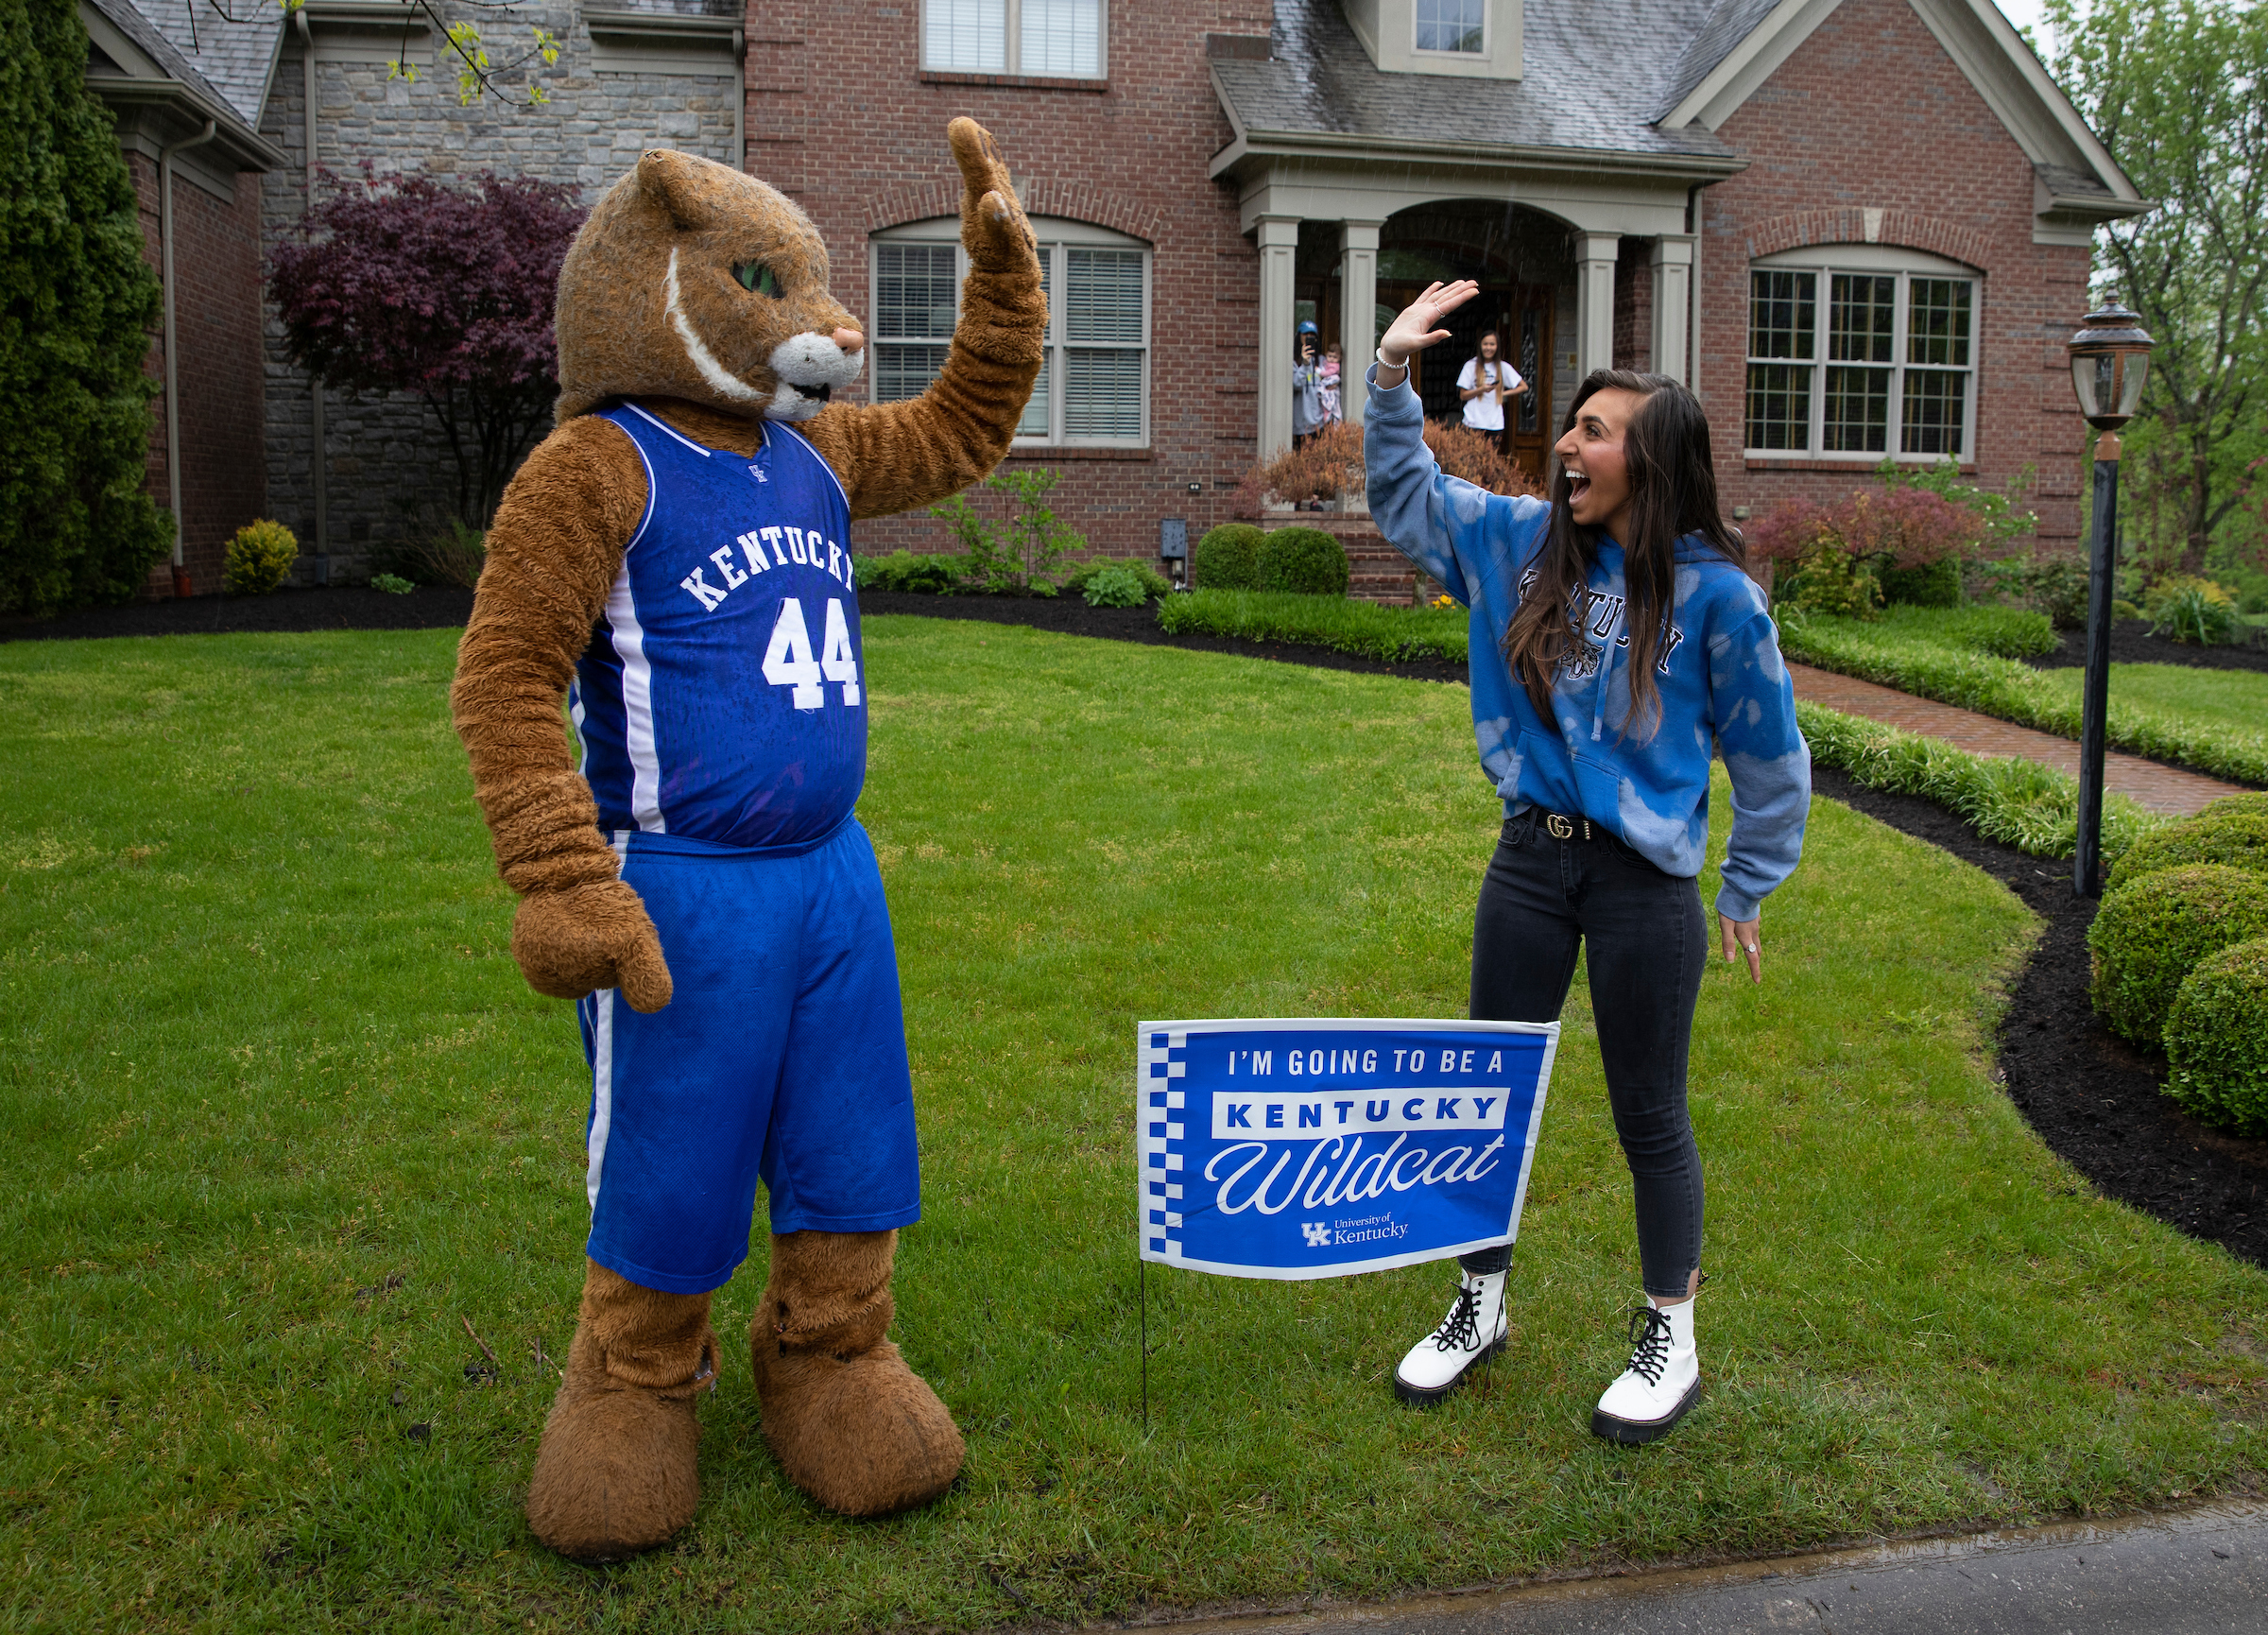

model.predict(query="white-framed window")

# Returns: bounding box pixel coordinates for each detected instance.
[871,216,1149,447]
[923,0,1104,77]
[1744,247,1980,460]
[1415,0,1486,53]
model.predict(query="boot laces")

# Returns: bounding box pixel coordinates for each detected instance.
[1624,1305,1674,1385]
[1433,1282,1486,1353]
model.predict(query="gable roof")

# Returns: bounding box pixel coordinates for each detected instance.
[1656,0,2141,217]
[79,0,286,169]
[1211,0,1744,178]
[120,0,284,130]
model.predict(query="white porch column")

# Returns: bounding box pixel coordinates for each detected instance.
[1256,215,1300,460]
[1338,219,1381,426]
[1649,234,1695,386]
[1575,232,1620,385]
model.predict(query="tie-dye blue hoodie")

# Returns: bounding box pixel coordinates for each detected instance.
[1364,366,1810,922]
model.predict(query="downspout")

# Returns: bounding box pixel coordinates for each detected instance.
[732,24,746,170]
[298,8,329,582]
[160,118,219,597]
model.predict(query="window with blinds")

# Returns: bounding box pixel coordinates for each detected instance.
[869,222,1149,446]
[1744,258,1978,460]
[922,0,1103,77]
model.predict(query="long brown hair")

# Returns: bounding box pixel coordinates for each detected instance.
[1500,369,1744,740]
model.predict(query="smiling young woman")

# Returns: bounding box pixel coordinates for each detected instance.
[1363,281,1812,1443]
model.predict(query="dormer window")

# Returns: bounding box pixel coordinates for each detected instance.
[1416,0,1485,54]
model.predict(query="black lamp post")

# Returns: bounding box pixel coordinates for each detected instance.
[2067,294,2154,898]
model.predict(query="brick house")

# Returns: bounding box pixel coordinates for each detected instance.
[89,0,2141,594]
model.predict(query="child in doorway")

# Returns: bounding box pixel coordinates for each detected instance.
[1317,344,1345,425]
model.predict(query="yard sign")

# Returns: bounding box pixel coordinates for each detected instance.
[1137,1019,1558,1280]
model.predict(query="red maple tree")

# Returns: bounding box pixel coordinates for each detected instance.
[268,165,586,527]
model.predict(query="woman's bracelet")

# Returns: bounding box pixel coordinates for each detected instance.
[1375,347,1409,385]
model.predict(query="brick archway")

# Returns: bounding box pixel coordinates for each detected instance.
[1744,208,1993,272]
[864,181,1160,243]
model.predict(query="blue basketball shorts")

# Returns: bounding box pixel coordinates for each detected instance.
[575,818,921,1296]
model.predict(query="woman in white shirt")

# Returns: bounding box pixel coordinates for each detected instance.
[1456,330,1528,440]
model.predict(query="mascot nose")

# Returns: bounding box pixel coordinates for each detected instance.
[832,327,865,353]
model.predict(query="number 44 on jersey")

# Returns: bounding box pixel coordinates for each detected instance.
[764,597,861,710]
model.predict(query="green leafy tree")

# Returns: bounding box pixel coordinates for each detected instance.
[2044,0,2268,572]
[0,0,175,614]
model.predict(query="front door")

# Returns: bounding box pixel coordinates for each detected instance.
[1374,281,1554,488]
[1503,284,1555,488]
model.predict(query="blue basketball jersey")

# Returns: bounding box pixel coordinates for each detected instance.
[570,403,865,850]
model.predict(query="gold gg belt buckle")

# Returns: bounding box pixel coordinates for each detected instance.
[1545,813,1574,839]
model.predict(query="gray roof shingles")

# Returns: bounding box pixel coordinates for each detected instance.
[1215,0,1750,163]
[115,0,284,130]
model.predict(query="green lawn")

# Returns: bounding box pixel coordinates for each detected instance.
[5,621,2266,1634]
[1780,607,2268,785]
[2032,662,2268,744]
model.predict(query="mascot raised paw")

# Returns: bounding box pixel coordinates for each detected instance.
[449,119,1046,1560]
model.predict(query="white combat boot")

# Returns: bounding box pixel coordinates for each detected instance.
[1590,1295,1700,1443]
[1392,1268,1510,1406]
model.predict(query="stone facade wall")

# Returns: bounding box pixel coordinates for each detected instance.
[258,8,740,581]
[1698,0,2091,548]
[125,151,268,597]
[750,1,1265,564]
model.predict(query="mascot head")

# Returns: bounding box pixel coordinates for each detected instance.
[554,150,864,424]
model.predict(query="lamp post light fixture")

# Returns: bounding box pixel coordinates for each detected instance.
[2067,294,2154,899]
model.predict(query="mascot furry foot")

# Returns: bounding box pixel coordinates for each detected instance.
[526,1262,720,1561]
[453,115,1043,1558]
[749,1231,965,1516]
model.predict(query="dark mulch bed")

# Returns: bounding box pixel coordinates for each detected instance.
[0,584,475,643]
[2025,617,2268,675]
[11,585,2261,1266]
[1811,765,2268,1269]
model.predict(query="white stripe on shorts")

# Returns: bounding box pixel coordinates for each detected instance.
[586,987,617,1213]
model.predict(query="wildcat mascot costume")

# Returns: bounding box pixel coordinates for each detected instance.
[450,120,1045,1558]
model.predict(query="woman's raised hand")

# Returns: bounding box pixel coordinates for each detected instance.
[1379,280,1482,368]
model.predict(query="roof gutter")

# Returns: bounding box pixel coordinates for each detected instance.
[159,117,218,594]
[297,8,329,579]
[1209,125,1748,185]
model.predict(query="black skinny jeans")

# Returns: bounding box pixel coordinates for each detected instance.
[1457,813,1707,1299]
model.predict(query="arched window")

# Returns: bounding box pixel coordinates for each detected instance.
[1744,246,1980,461]
[870,215,1150,447]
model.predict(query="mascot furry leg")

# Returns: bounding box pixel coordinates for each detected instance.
[451,120,1045,1558]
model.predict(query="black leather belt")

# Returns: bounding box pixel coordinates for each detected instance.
[1521,808,1595,841]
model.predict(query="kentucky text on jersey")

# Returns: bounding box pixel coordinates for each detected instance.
[569,403,867,850]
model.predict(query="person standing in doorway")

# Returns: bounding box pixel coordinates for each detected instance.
[1293,318,1326,449]
[1363,280,1810,1445]
[1457,329,1527,454]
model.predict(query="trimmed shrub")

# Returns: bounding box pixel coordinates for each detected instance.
[2200,792,2268,822]
[1194,524,1263,590]
[370,573,415,595]
[1258,526,1349,596]
[2164,937,2268,1134]
[222,520,299,595]
[1,0,175,613]
[1879,554,1962,608]
[2088,865,2268,1047]
[2107,813,2268,891]
[857,551,966,594]
[1419,421,1544,497]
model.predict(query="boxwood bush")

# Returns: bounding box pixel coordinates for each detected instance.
[1257,525,1349,596]
[1194,524,1263,590]
[2200,792,2268,822]
[2088,864,2268,1047]
[222,520,299,595]
[857,550,966,594]
[2107,812,2268,891]
[2164,937,2268,1134]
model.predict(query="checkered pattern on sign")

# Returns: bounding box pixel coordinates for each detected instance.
[1138,1030,1186,1258]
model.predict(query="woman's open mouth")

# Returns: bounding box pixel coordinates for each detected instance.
[1567,473,1591,504]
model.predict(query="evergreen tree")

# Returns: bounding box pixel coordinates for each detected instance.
[0,0,173,614]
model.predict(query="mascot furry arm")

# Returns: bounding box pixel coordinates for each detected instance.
[453,120,1041,1008]
[448,120,1045,1561]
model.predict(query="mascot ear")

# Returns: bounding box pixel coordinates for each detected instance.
[637,149,722,231]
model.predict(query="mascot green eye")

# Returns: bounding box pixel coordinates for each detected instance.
[732,262,782,298]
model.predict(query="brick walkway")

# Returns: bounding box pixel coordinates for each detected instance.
[1788,663,2251,817]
